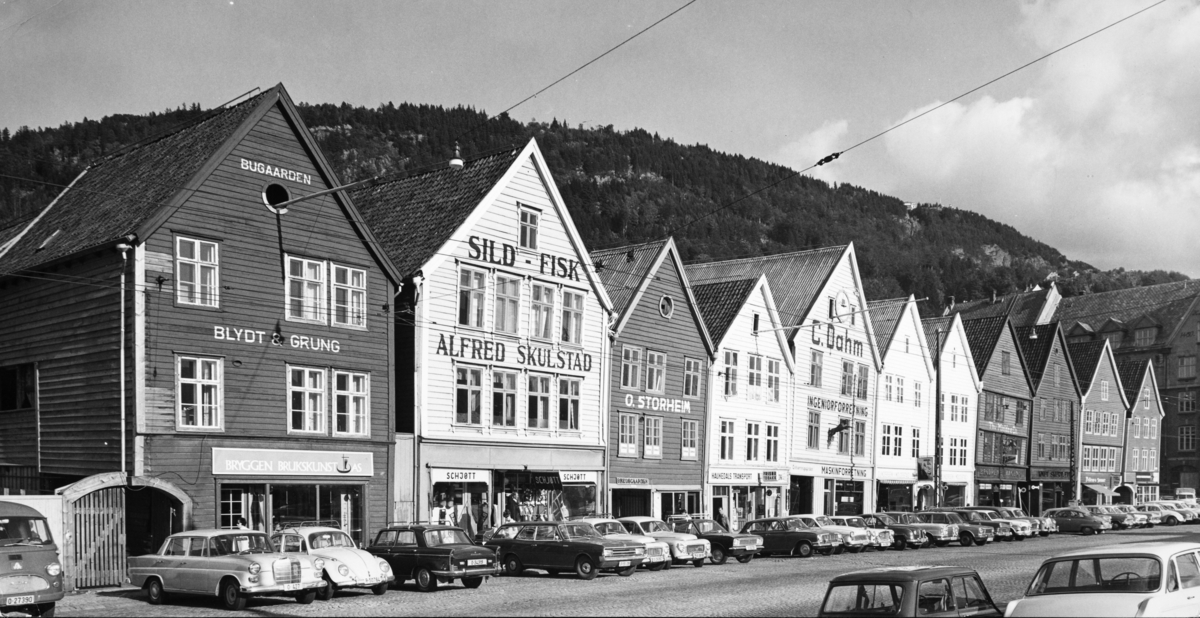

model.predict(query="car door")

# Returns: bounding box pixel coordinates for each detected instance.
[1157,551,1200,616]
[537,525,572,569]
[511,525,541,567]
[1052,511,1076,532]
[155,537,187,592]
[391,530,420,579]
[180,536,215,593]
[742,521,772,551]
[916,578,958,617]
[369,529,398,573]
[952,574,999,617]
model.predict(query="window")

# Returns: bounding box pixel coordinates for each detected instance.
[914,382,922,407]
[917,579,953,615]
[289,366,325,433]
[618,414,637,456]
[621,347,643,390]
[1181,426,1197,452]
[1001,351,1011,375]
[492,371,517,427]
[1143,387,1151,409]
[1039,400,1046,422]
[809,350,823,387]
[885,375,893,401]
[1182,391,1197,413]
[681,420,699,460]
[560,290,584,344]
[659,295,674,318]
[881,425,894,456]
[332,265,366,328]
[1181,356,1197,380]
[527,375,551,428]
[854,420,866,456]
[531,284,554,339]
[1134,417,1142,439]
[176,237,219,307]
[892,426,903,457]
[856,364,869,399]
[1101,411,1109,436]
[519,207,539,250]
[455,366,482,425]
[1054,400,1063,423]
[333,371,368,436]
[558,378,580,430]
[720,421,735,460]
[767,359,781,403]
[1108,448,1117,472]
[911,427,920,458]
[1015,399,1027,427]
[746,422,760,461]
[807,412,820,450]
[1037,433,1046,459]
[644,417,662,458]
[1135,327,1155,347]
[457,268,486,328]
[724,351,739,397]
[684,358,702,398]
[840,361,854,396]
[837,422,849,455]
[961,396,969,423]
[896,377,905,404]
[645,351,666,394]
[178,356,221,429]
[1100,380,1109,401]
[1054,363,1061,387]
[1151,418,1158,439]
[1151,448,1157,470]
[766,425,779,462]
[287,256,325,322]
[494,275,520,334]
[747,355,763,400]
[1086,409,1094,434]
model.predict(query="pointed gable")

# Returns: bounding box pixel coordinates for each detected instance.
[691,278,759,347]
[1117,358,1150,407]
[867,297,906,355]
[962,316,1007,377]
[1067,340,1106,396]
[1014,323,1060,390]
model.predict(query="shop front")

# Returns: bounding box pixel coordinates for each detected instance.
[1133,472,1159,503]
[708,468,787,531]
[939,468,974,507]
[1082,473,1119,505]
[1030,467,1072,514]
[975,465,1028,510]
[876,467,918,512]
[820,465,871,516]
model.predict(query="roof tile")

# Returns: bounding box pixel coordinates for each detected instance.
[589,240,668,320]
[867,298,906,355]
[691,278,758,345]
[961,315,1008,376]
[1054,281,1200,348]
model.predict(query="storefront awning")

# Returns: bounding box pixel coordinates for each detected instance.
[502,471,562,491]
[1084,484,1116,496]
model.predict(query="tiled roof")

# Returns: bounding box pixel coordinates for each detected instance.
[685,245,845,333]
[691,278,758,345]
[0,91,270,275]
[1067,340,1106,391]
[1116,357,1149,402]
[867,298,906,355]
[961,316,1008,376]
[1014,323,1058,390]
[921,316,953,352]
[350,149,521,278]
[590,239,668,320]
[1053,280,1200,348]
[945,287,1051,327]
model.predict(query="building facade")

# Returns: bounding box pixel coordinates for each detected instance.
[1119,359,1164,503]
[1016,323,1081,514]
[922,314,982,507]
[1069,340,1130,504]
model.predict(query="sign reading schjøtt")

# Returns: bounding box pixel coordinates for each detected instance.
[212,448,373,477]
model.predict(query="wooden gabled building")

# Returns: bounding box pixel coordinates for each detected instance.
[1014,322,1082,513]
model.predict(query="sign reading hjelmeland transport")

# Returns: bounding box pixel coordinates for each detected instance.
[212,447,373,477]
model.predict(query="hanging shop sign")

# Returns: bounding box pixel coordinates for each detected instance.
[466,234,582,281]
[431,469,488,483]
[806,396,869,417]
[213,326,340,353]
[1135,472,1157,483]
[809,320,865,358]
[434,334,593,371]
[211,448,372,477]
[240,158,313,185]
[917,457,934,480]
[623,394,691,413]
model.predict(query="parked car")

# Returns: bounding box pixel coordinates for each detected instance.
[915,511,993,547]
[272,526,392,599]
[881,511,957,548]
[740,517,840,558]
[793,514,872,553]
[670,516,762,564]
[576,518,671,570]
[994,506,1056,536]
[618,516,709,567]
[1084,505,1137,530]
[486,521,644,580]
[1005,541,1200,617]
[1157,500,1200,523]
[0,501,63,618]
[127,530,325,610]
[1043,508,1112,535]
[367,524,497,592]
[1115,504,1160,527]
[862,512,928,550]
[818,565,1002,617]
[959,507,1035,540]
[1139,503,1187,526]
[829,516,894,551]
[1102,505,1149,528]
[934,508,1016,542]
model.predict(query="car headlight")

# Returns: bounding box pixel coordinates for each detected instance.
[675,542,687,552]
[634,547,644,555]
[313,558,325,572]
[379,560,391,572]
[603,548,614,557]
[338,564,350,576]
[247,563,261,575]
[45,562,62,577]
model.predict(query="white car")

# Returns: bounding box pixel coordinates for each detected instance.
[618,516,710,567]
[575,518,671,571]
[1141,503,1189,526]
[272,527,393,600]
[793,514,872,552]
[830,516,894,551]
[1005,541,1200,617]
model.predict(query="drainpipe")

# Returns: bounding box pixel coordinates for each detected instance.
[116,236,134,479]
[934,327,943,507]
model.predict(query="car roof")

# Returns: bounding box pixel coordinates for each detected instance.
[170,529,269,538]
[831,566,978,583]
[617,516,662,522]
[0,501,50,519]
[381,524,463,532]
[500,520,568,526]
[1043,542,1200,561]
[574,518,619,525]
[274,526,348,535]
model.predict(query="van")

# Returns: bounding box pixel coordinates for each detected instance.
[0,501,64,617]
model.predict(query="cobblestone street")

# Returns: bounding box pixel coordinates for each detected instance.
[50,527,1200,617]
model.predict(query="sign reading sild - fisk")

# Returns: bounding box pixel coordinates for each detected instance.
[212,447,373,477]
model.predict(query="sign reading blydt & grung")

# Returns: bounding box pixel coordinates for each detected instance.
[212,448,373,477]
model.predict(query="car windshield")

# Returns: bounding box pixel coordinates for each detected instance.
[640,520,671,533]
[560,524,601,540]
[896,514,921,525]
[822,583,905,615]
[1029,557,1162,595]
[214,533,272,554]
[0,516,52,547]
[943,513,965,524]
[814,516,835,527]
[308,531,354,549]
[785,518,811,530]
[872,514,897,525]
[975,512,996,521]
[840,518,866,528]
[693,519,727,534]
[1011,509,1028,517]
[425,529,473,546]
[593,522,625,536]
[959,511,985,521]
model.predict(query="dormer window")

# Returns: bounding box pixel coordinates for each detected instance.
[1135,327,1156,347]
[1104,331,1124,347]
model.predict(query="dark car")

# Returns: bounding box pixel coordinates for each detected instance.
[915,511,993,547]
[0,501,64,617]
[368,524,499,592]
[1085,505,1135,530]
[818,565,1002,617]
[862,513,927,550]
[1043,508,1112,535]
[671,517,762,564]
[931,507,1015,542]
[740,517,841,558]
[484,521,645,580]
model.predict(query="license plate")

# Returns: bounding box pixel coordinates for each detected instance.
[282,583,301,591]
[468,559,488,566]
[690,552,705,558]
[618,560,631,567]
[6,596,35,606]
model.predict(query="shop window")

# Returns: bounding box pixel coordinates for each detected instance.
[683,357,702,399]
[531,284,554,339]
[720,420,735,460]
[558,378,580,430]
[644,417,663,458]
[807,412,820,450]
[289,366,326,434]
[219,486,266,531]
[333,371,369,436]
[176,236,219,307]
[270,484,364,545]
[432,480,491,534]
[840,361,854,397]
[178,356,221,430]
[332,264,366,328]
[519,206,539,249]
[560,290,584,344]
[0,363,35,411]
[724,351,739,396]
[1180,356,1197,380]
[286,256,326,323]
[457,268,486,328]
[527,374,551,429]
[661,492,700,518]
[746,422,760,461]
[494,275,520,334]
[618,413,638,456]
[621,346,643,390]
[492,371,518,427]
[854,420,866,456]
[765,424,779,462]
[455,366,483,425]
[856,364,869,400]
[809,350,823,387]
[646,351,666,394]
[681,419,699,460]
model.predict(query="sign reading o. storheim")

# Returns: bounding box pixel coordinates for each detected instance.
[212,447,373,477]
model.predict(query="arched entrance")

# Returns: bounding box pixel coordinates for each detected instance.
[1114,485,1134,505]
[56,473,191,590]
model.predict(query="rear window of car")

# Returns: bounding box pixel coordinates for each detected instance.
[1029,557,1162,594]
[821,583,905,614]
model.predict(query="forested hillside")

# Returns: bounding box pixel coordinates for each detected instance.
[1,100,1186,313]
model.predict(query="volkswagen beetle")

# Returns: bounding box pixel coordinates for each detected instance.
[272,526,392,599]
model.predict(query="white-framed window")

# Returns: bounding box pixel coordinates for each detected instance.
[1181,426,1197,451]
[1037,433,1046,459]
[561,290,584,344]
[1100,380,1109,401]
[892,426,903,457]
[723,351,739,397]
[1001,351,1011,375]
[840,360,855,397]
[333,371,369,436]
[1108,448,1117,472]
[885,375,893,401]
[519,206,539,250]
[1134,417,1142,439]
[1180,356,1197,380]
[644,416,662,458]
[287,256,326,323]
[1140,448,1148,472]
[531,284,555,339]
[767,359,781,403]
[1086,409,1095,434]
[178,355,221,430]
[684,358,702,399]
[1143,387,1151,410]
[1151,418,1158,439]
[856,364,869,400]
[1181,391,1197,413]
[455,366,482,425]
[1082,446,1091,470]
[854,420,866,456]
[912,427,920,458]
[1101,411,1109,436]
[881,425,894,456]
[288,366,326,433]
[719,420,735,460]
[960,396,969,423]
[646,351,666,394]
[492,370,518,427]
[527,374,551,429]
[914,382,922,407]
[618,413,638,457]
[896,377,905,404]
[1151,448,1157,470]
[621,346,643,390]
[807,412,820,449]
[747,355,763,400]
[457,267,486,328]
[332,264,367,328]
[176,237,219,307]
[558,377,580,431]
[682,420,699,460]
[766,424,779,462]
[746,422,760,461]
[494,275,520,334]
[809,350,823,387]
[1135,327,1155,347]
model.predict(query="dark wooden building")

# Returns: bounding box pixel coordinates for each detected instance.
[1015,322,1081,514]
[1068,339,1130,504]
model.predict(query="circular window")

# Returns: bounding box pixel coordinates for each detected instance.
[262,183,291,214]
[659,295,675,319]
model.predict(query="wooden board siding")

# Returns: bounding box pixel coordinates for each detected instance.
[875,302,935,480]
[976,325,1033,469]
[1127,370,1163,477]
[608,252,708,485]
[1029,335,1076,474]
[0,254,123,476]
[937,320,979,488]
[1081,351,1128,477]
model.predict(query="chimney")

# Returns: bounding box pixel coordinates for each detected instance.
[449,142,464,170]
[991,289,997,304]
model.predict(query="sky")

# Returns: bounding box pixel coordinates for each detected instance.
[2,0,1197,276]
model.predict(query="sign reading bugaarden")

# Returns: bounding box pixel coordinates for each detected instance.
[212,447,373,477]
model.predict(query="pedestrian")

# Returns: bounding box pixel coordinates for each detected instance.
[715,507,728,529]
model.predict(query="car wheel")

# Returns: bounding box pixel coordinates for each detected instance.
[648,561,667,571]
[893,539,906,551]
[710,546,728,565]
[692,558,705,568]
[317,574,336,601]
[371,582,389,595]
[1081,527,1094,536]
[910,541,921,550]
[833,545,846,555]
[219,579,247,611]
[959,533,975,547]
[793,541,813,558]
[145,578,166,605]
[295,590,317,605]
[618,564,637,577]
[1014,534,1025,541]
[1040,531,1051,536]
[415,567,439,592]
[462,577,484,589]
[849,545,865,553]
[736,554,754,563]
[575,556,598,580]
[1167,517,1179,527]
[503,554,524,577]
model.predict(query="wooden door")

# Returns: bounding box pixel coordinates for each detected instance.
[66,487,126,589]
